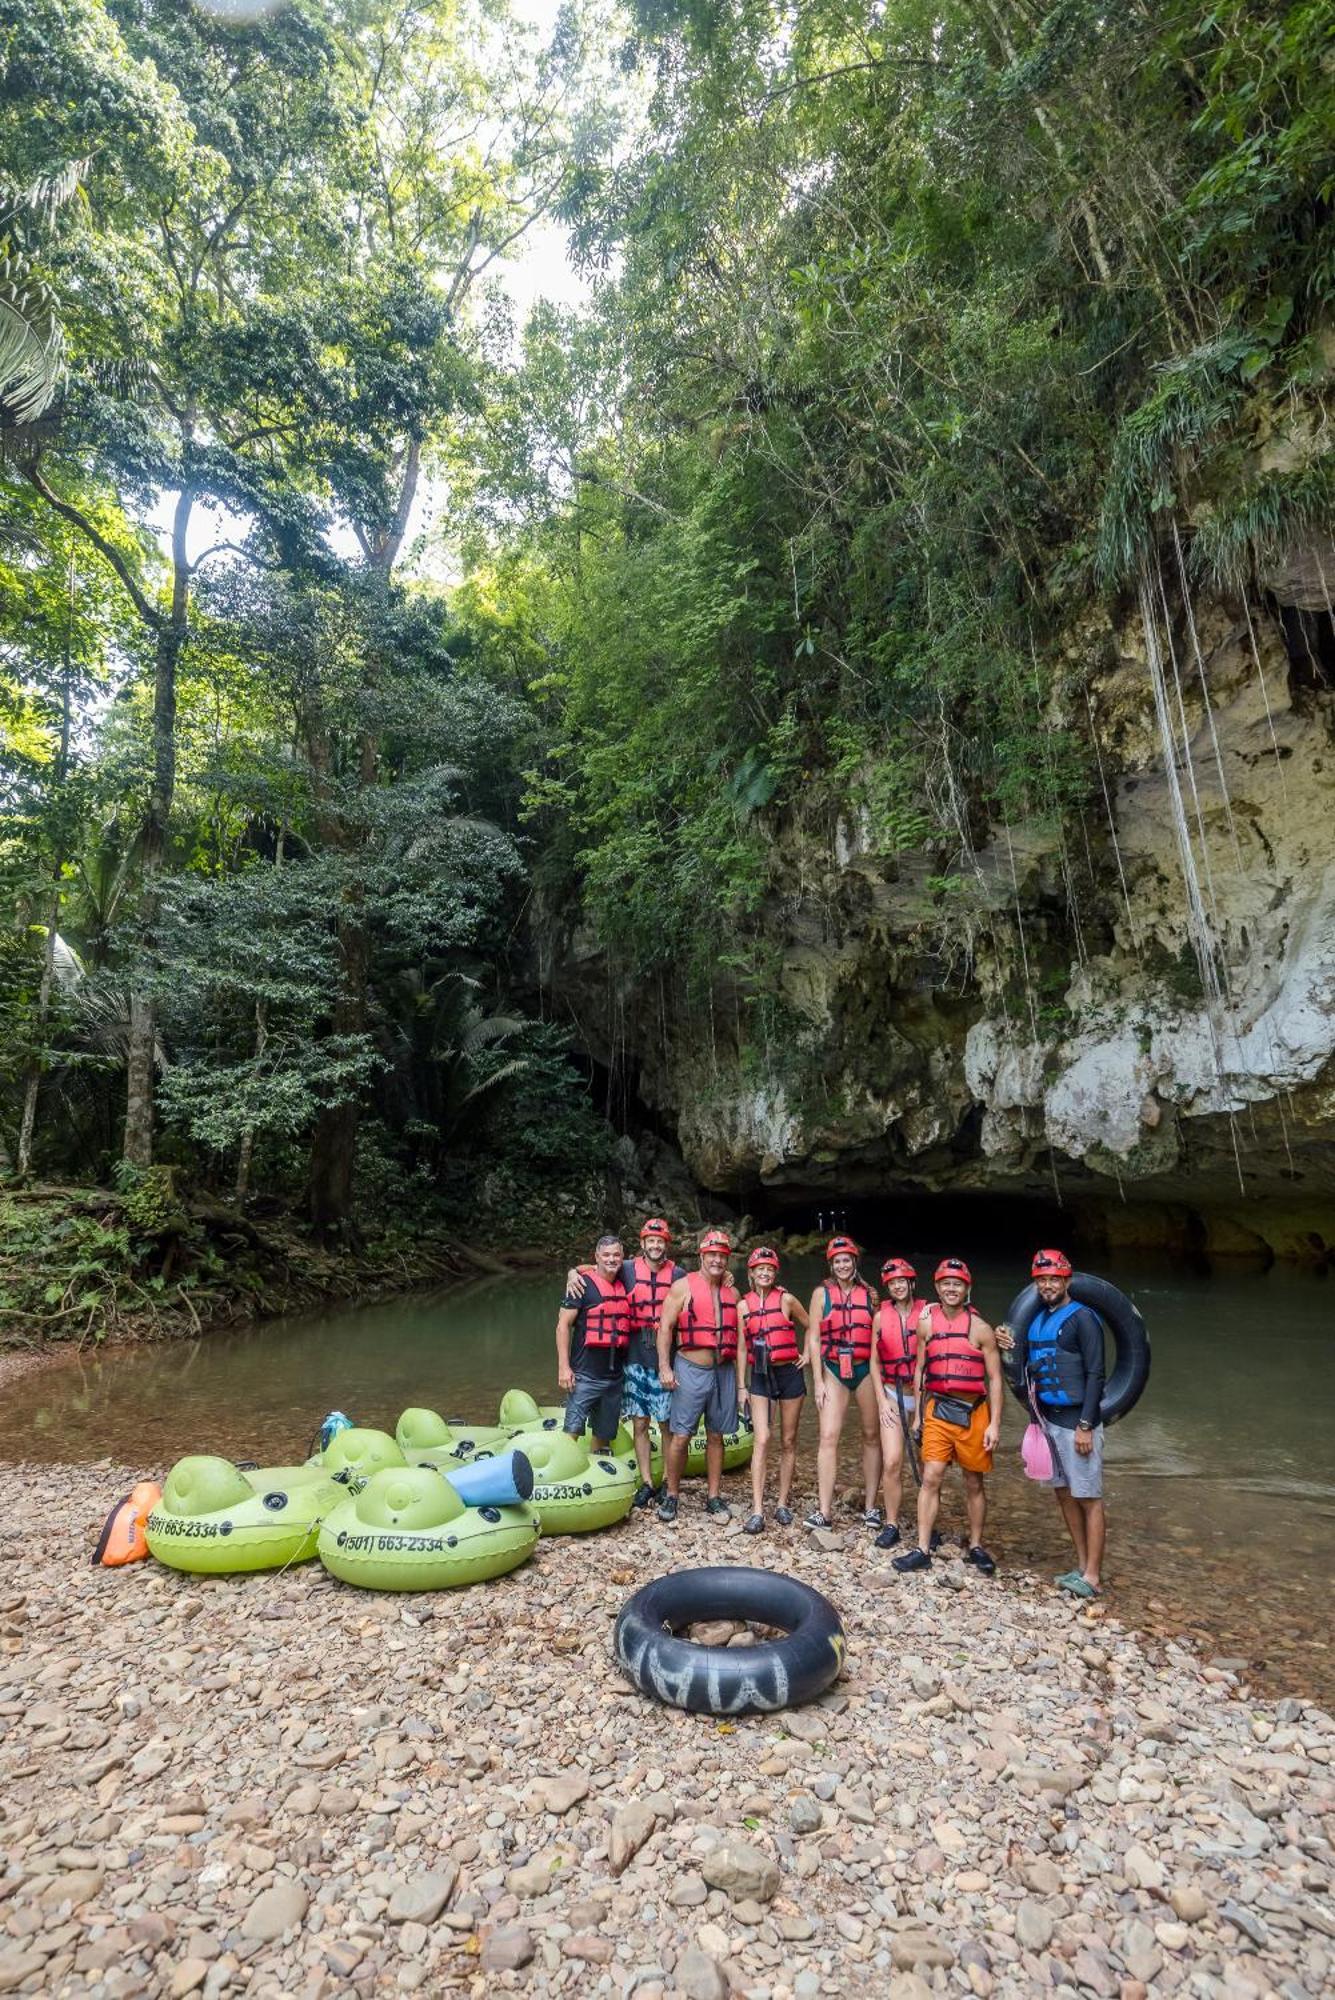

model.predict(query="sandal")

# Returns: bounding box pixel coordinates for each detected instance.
[1058,1574,1102,1599]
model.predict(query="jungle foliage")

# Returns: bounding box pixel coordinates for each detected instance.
[0,0,615,1245]
[2,0,1332,1276]
[460,0,1335,984]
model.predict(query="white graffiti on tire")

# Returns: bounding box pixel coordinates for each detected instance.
[615,1624,790,1713]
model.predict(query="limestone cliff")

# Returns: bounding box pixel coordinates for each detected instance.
[540,556,1335,1263]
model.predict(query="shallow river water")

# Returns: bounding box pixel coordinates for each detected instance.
[3,1251,1331,1703]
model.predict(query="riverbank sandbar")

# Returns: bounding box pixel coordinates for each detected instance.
[1,1464,1330,1998]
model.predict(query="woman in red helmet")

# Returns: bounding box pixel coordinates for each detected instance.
[893,1257,1005,1576]
[735,1247,810,1535]
[803,1236,883,1532]
[868,1257,926,1549]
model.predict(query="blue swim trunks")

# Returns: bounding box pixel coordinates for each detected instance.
[622,1357,671,1422]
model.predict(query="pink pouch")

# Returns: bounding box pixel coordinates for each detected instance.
[1021,1420,1054,1481]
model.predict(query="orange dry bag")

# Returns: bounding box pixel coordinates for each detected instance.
[92,1480,162,1567]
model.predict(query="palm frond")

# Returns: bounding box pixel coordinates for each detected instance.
[0,161,87,236]
[84,355,158,403]
[0,258,65,424]
[455,1057,530,1110]
[459,1012,525,1056]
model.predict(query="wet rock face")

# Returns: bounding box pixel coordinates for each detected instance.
[541,573,1335,1262]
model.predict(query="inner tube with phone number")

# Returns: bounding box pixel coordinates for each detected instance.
[1002,1272,1150,1426]
[614,1565,845,1716]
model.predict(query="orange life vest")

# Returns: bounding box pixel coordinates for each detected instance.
[626,1253,679,1336]
[876,1299,924,1384]
[575,1267,631,1351]
[819,1282,876,1369]
[678,1271,739,1360]
[921,1304,987,1399]
[742,1287,801,1367]
[92,1481,162,1567]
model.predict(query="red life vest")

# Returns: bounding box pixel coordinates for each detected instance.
[921,1304,986,1399]
[818,1282,875,1367]
[576,1267,631,1352]
[627,1254,678,1336]
[876,1299,923,1383]
[678,1271,739,1360]
[742,1288,801,1367]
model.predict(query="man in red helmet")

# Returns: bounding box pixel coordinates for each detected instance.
[555,1234,631,1451]
[1022,1250,1107,1598]
[564,1219,685,1506]
[656,1228,740,1524]
[893,1257,1005,1576]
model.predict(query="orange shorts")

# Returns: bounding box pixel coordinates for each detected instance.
[921,1395,993,1473]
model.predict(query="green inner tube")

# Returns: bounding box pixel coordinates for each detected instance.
[499,1390,754,1477]
[147,1457,341,1574]
[397,1406,514,1465]
[319,1427,407,1487]
[505,1428,638,1534]
[318,1465,538,1590]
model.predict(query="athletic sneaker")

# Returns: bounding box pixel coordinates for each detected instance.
[874,1522,901,1549]
[742,1512,764,1535]
[657,1493,679,1524]
[892,1546,931,1573]
[803,1507,833,1530]
[773,1505,794,1526]
[704,1496,732,1520]
[863,1506,885,1529]
[631,1483,655,1510]
[965,1544,997,1576]
[929,1530,943,1552]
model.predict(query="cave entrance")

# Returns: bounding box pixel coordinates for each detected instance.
[1271,594,1335,702]
[744,1190,1076,1253]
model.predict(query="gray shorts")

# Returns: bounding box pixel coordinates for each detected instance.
[563,1371,623,1443]
[1047,1421,1104,1499]
[669,1355,739,1439]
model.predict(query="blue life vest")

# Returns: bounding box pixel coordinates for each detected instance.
[1027,1301,1084,1409]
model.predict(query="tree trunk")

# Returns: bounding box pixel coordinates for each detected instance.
[123,488,191,1169]
[16,881,60,1178]
[982,0,1114,285]
[16,623,72,1178]
[233,998,267,1207]
[306,897,369,1241]
[234,829,279,1208]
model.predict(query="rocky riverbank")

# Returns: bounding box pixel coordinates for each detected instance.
[2,1467,1331,2000]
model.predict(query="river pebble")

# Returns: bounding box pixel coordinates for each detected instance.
[0,1461,1331,1998]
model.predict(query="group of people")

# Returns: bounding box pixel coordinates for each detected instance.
[556,1222,1108,1598]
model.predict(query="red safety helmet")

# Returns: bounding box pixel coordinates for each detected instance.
[698,1228,733,1257]
[934,1257,972,1285]
[1031,1248,1072,1278]
[640,1217,672,1243]
[881,1257,917,1283]
[747,1246,780,1272]
[825,1235,860,1263]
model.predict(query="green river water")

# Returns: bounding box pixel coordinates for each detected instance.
[3,1252,1331,1704]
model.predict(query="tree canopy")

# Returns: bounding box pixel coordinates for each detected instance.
[1,0,1331,1248]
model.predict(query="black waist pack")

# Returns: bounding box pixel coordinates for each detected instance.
[931,1394,981,1429]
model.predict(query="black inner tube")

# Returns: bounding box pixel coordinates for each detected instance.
[1003,1272,1151,1426]
[614,1564,845,1716]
